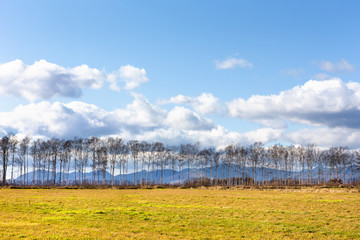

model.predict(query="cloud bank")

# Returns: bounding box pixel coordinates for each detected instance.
[163,78,360,129]
[0,94,282,148]
[227,78,360,129]
[160,78,360,148]
[0,58,359,149]
[2,91,359,148]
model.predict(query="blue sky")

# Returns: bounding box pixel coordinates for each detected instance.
[0,1,359,148]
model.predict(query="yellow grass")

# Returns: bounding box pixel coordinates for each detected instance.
[0,188,359,239]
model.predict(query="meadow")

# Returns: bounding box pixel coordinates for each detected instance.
[0,187,359,239]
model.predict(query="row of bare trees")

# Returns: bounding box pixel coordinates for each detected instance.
[1,134,359,186]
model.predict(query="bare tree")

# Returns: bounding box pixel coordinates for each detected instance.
[199,148,214,185]
[30,139,39,185]
[167,145,179,185]
[118,142,129,185]
[1,135,10,185]
[224,144,236,186]
[355,151,360,170]
[5,134,360,188]
[96,141,108,185]
[9,135,18,185]
[60,140,72,185]
[89,137,99,184]
[49,138,61,185]
[129,140,140,185]
[107,137,117,186]
[249,142,263,185]
[138,141,149,185]
[338,147,349,183]
[38,140,50,185]
[181,143,199,185]
[153,142,165,184]
[213,149,221,185]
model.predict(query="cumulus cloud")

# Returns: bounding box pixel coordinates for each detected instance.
[161,93,226,115]
[316,59,355,73]
[165,107,215,130]
[227,78,360,129]
[0,94,212,139]
[107,65,148,91]
[2,87,360,148]
[215,57,253,70]
[285,127,360,149]
[126,126,284,149]
[0,59,104,101]
[0,93,168,139]
[0,101,118,139]
[162,78,360,129]
[0,60,149,101]
[0,93,286,148]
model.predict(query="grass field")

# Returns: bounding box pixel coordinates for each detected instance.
[0,187,359,239]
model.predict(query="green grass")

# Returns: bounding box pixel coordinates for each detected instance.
[0,188,359,239]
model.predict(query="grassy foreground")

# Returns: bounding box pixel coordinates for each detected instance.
[0,188,359,239]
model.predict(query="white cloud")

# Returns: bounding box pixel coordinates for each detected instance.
[163,78,360,129]
[285,127,360,149]
[243,128,284,145]
[0,94,168,139]
[215,57,253,70]
[0,94,285,148]
[0,59,104,101]
[159,77,360,148]
[316,59,355,73]
[162,93,226,115]
[0,94,214,140]
[2,89,360,148]
[112,93,167,131]
[0,60,149,101]
[0,101,113,138]
[165,106,215,130]
[227,78,360,129]
[129,126,284,149]
[107,65,148,91]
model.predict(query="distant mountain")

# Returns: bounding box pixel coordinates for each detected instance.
[13,164,360,185]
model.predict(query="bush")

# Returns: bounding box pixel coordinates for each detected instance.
[328,178,343,186]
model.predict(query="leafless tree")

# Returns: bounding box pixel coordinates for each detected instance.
[224,144,236,186]
[60,140,72,185]
[89,137,99,184]
[1,135,11,185]
[96,141,108,185]
[118,142,129,185]
[30,139,39,185]
[19,137,32,185]
[9,135,18,185]
[153,142,165,184]
[3,133,360,187]
[129,140,140,185]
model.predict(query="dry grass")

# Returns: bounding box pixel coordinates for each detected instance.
[0,188,359,239]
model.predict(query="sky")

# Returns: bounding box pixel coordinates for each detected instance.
[0,0,359,148]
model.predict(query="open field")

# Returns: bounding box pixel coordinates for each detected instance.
[0,188,359,239]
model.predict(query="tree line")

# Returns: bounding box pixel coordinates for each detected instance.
[1,134,360,187]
